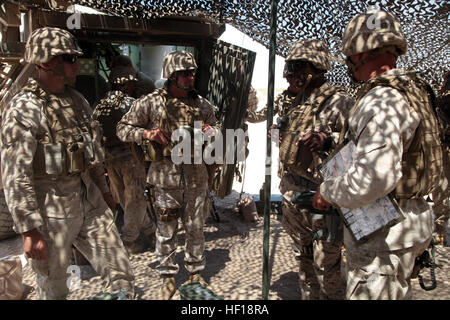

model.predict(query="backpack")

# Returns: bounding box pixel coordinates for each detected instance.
[93,91,133,148]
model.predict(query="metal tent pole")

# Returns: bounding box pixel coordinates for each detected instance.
[262,0,277,301]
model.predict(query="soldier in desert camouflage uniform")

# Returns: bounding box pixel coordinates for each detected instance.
[248,40,353,299]
[111,55,156,99]
[314,9,444,299]
[93,66,156,254]
[117,50,219,300]
[0,27,134,299]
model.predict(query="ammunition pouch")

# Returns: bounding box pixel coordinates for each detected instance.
[279,131,313,176]
[155,207,179,222]
[33,131,101,177]
[130,139,164,168]
[167,125,208,160]
[145,140,164,162]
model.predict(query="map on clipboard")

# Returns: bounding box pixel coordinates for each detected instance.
[318,139,405,242]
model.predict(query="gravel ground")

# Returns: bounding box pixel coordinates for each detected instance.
[19,199,449,301]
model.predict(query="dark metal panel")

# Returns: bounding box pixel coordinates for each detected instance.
[204,39,256,198]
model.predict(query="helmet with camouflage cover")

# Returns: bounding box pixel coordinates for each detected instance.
[109,66,138,85]
[341,9,407,58]
[285,39,331,71]
[24,27,83,64]
[162,50,197,79]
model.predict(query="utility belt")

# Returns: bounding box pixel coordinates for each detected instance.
[33,132,101,177]
[287,173,318,190]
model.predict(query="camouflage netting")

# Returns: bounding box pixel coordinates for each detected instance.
[33,1,450,89]
[68,0,449,90]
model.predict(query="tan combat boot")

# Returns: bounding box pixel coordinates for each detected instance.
[159,276,176,300]
[188,273,209,288]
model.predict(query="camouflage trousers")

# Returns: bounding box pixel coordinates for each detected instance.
[343,228,431,300]
[105,154,156,243]
[280,175,346,300]
[31,179,134,300]
[153,184,208,276]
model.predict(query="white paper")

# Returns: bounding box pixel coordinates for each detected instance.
[320,140,403,241]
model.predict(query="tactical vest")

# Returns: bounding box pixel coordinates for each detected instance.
[138,88,205,162]
[352,71,443,199]
[22,79,104,177]
[276,90,298,117]
[93,91,130,149]
[279,85,345,176]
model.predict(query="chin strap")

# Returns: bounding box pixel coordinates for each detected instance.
[345,45,399,83]
[38,61,76,86]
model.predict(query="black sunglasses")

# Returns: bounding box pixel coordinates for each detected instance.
[61,54,78,64]
[286,61,308,74]
[177,70,196,77]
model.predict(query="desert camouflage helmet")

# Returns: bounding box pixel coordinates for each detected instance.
[162,50,197,78]
[341,9,407,57]
[285,39,331,71]
[24,27,83,64]
[109,66,138,85]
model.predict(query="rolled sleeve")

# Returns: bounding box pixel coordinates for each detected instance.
[116,93,162,144]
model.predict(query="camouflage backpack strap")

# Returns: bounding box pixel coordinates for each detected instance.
[21,79,51,113]
[311,85,347,123]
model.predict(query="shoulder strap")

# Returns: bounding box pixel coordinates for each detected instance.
[311,85,346,129]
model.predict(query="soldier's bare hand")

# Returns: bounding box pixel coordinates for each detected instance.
[298,132,328,152]
[202,125,216,139]
[202,124,212,132]
[144,128,170,145]
[313,186,332,211]
[22,228,48,261]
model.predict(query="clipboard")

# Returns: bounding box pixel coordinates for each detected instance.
[317,138,405,243]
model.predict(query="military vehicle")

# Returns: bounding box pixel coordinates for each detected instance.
[0,0,255,240]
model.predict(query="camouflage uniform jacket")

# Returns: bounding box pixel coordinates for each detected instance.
[116,87,218,188]
[0,79,110,234]
[320,69,435,250]
[245,89,297,123]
